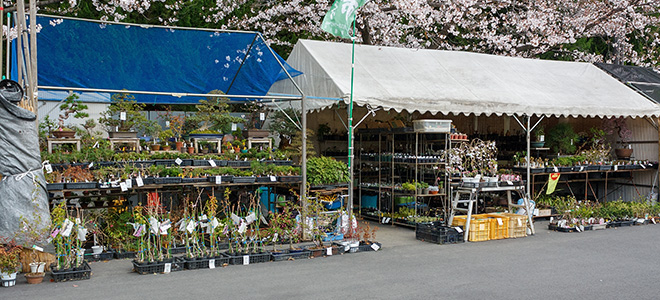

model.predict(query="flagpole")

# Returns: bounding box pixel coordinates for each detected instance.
[347,19,356,216]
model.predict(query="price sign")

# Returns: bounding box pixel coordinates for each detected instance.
[175,158,183,165]
[209,160,217,167]
[163,263,171,273]
[120,182,128,192]
[270,175,277,182]
[371,243,380,251]
[231,123,237,131]
[326,247,333,256]
[243,255,250,265]
[136,177,144,187]
[120,111,126,121]
[259,112,265,121]
[209,259,216,269]
[455,227,463,233]
[215,176,222,184]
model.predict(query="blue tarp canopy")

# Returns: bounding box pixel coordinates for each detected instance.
[22,15,301,104]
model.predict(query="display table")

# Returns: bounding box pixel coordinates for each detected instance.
[449,184,534,241]
[192,137,222,154]
[247,137,271,149]
[47,138,81,153]
[109,138,140,153]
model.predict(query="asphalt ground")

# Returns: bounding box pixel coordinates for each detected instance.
[3,220,660,299]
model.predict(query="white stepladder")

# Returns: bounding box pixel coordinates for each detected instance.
[448,183,535,242]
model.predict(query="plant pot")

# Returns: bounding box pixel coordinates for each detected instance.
[187,147,195,154]
[245,129,269,138]
[1,272,17,287]
[29,262,46,273]
[108,131,137,138]
[161,145,171,151]
[25,273,45,284]
[150,144,161,151]
[615,148,633,159]
[53,130,76,138]
[175,141,184,151]
[91,245,103,255]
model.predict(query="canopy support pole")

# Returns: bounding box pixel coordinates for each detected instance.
[513,114,543,235]
[347,20,357,218]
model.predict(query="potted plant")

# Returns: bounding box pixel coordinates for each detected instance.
[546,123,579,155]
[53,93,89,139]
[532,125,545,147]
[99,92,147,138]
[186,90,244,136]
[603,117,633,159]
[159,129,174,151]
[142,120,162,151]
[235,101,269,138]
[0,239,21,287]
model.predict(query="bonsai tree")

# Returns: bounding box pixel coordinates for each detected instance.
[99,92,147,132]
[142,119,162,145]
[159,129,174,149]
[186,90,243,134]
[546,123,579,155]
[56,93,88,132]
[270,108,301,148]
[533,125,544,142]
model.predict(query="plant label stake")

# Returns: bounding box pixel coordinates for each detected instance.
[88,162,94,169]
[120,111,126,121]
[209,160,216,167]
[231,123,237,131]
[243,255,249,265]
[326,247,333,256]
[455,226,463,233]
[43,161,53,174]
[209,259,216,269]
[270,175,276,182]
[136,177,144,187]
[125,179,132,189]
[371,243,380,251]
[175,158,183,165]
[163,263,171,273]
[497,218,503,226]
[120,182,128,192]
[215,176,222,185]
[506,180,513,185]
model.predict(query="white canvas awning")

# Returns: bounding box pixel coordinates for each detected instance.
[269,39,660,118]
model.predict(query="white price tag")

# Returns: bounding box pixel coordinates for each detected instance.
[243,255,250,265]
[636,219,646,224]
[641,164,646,169]
[370,243,380,251]
[579,166,584,172]
[209,259,216,269]
[175,158,183,165]
[553,166,559,173]
[88,162,94,169]
[125,179,132,189]
[120,111,126,121]
[120,182,128,192]
[136,177,144,187]
[165,121,170,127]
[385,217,391,223]
[576,226,582,232]
[270,175,277,182]
[259,112,265,121]
[326,247,333,256]
[93,141,99,148]
[163,263,171,273]
[215,176,222,184]
[614,165,618,171]
[653,218,657,224]
[455,226,463,233]
[231,123,237,131]
[533,208,539,216]
[32,245,44,252]
[44,163,53,174]
[496,218,503,226]
[209,160,217,167]
[506,180,513,185]
[517,219,522,226]
[479,224,485,230]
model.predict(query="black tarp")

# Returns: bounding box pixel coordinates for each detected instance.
[595,63,660,104]
[0,81,50,244]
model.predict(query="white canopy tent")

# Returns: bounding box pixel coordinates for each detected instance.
[269,39,660,235]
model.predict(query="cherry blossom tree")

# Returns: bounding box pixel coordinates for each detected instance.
[5,0,660,68]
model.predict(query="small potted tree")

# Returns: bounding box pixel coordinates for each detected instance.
[142,120,162,151]
[0,239,21,287]
[53,93,89,139]
[159,129,174,151]
[99,92,147,138]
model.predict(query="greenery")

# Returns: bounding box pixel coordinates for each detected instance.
[546,123,579,154]
[99,93,148,132]
[0,239,21,273]
[186,90,244,133]
[306,156,349,186]
[57,93,88,130]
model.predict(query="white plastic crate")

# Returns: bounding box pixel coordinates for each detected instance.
[413,119,452,133]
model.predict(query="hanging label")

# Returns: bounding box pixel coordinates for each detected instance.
[44,163,53,174]
[231,123,237,131]
[497,218,503,226]
[371,243,380,251]
[120,111,127,120]
[165,121,170,127]
[175,158,183,165]
[149,217,160,234]
[553,166,559,173]
[186,220,196,233]
[326,247,333,256]
[120,182,128,192]
[238,222,247,234]
[614,165,618,171]
[506,180,513,185]
[61,219,74,237]
[163,263,171,273]
[455,226,463,233]
[77,227,88,241]
[270,175,277,182]
[209,259,216,269]
[210,217,219,229]
[209,160,217,167]
[245,212,256,225]
[243,255,250,265]
[88,162,94,169]
[160,220,171,234]
[126,179,132,189]
[215,176,222,184]
[231,213,241,225]
[136,177,144,187]
[259,112,265,121]
[272,233,278,242]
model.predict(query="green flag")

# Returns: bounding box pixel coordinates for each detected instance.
[321,0,367,39]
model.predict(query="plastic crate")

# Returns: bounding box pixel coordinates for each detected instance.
[183,256,230,270]
[207,176,234,184]
[154,177,182,184]
[224,252,272,265]
[50,261,92,282]
[278,175,302,182]
[66,182,99,190]
[85,250,115,262]
[415,223,464,244]
[467,219,490,242]
[132,257,184,274]
[483,214,509,240]
[154,159,176,166]
[113,250,136,259]
[270,249,311,262]
[47,183,65,190]
[357,242,382,252]
[227,161,251,167]
[232,176,256,184]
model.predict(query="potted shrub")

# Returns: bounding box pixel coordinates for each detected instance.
[603,117,633,159]
[0,239,21,287]
[99,92,147,138]
[142,120,162,151]
[186,90,243,136]
[531,125,545,147]
[159,129,174,151]
[546,123,579,155]
[53,93,89,139]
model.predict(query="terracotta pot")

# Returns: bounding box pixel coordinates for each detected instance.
[161,145,171,151]
[25,273,45,284]
[52,130,75,139]
[187,147,195,154]
[175,141,184,151]
[615,148,633,159]
[150,144,161,151]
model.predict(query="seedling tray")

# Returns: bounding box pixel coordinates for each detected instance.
[224,252,271,265]
[132,257,184,275]
[50,261,92,282]
[183,256,230,270]
[270,249,311,262]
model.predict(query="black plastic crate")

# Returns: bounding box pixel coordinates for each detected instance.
[183,256,230,270]
[227,161,251,167]
[193,160,211,166]
[180,159,194,166]
[357,242,382,252]
[599,165,612,171]
[65,182,99,190]
[270,249,311,262]
[255,176,272,183]
[113,251,136,259]
[47,183,65,190]
[206,176,234,184]
[232,176,256,184]
[50,261,92,282]
[154,159,176,167]
[224,252,271,265]
[271,160,293,166]
[142,177,155,185]
[154,177,182,184]
[181,178,207,184]
[548,224,577,232]
[133,160,155,168]
[278,176,302,183]
[416,224,463,244]
[85,250,115,262]
[132,257,184,275]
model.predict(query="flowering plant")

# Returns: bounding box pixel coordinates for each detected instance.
[603,117,632,148]
[0,239,21,273]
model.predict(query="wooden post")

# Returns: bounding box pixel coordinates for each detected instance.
[29,0,37,116]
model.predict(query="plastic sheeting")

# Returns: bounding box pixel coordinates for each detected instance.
[0,81,50,244]
[26,15,301,104]
[595,63,660,104]
[269,39,660,118]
